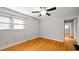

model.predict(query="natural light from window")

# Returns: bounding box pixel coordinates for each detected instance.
[0,16,25,30]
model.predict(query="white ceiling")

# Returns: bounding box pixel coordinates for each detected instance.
[7,7,53,19]
[7,7,79,19]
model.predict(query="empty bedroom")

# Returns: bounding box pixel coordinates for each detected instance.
[0,7,79,51]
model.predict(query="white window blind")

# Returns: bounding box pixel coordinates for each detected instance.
[0,16,11,29]
[0,24,10,29]
[13,19,24,24]
[13,18,24,29]
[0,15,25,30]
[0,16,11,23]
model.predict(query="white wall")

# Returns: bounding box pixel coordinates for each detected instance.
[40,17,64,41]
[26,17,40,39]
[0,7,40,49]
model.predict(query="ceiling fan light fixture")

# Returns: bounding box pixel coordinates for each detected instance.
[40,10,47,15]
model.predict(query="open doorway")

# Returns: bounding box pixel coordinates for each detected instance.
[64,18,78,45]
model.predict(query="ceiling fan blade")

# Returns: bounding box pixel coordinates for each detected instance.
[40,7,42,9]
[39,14,42,17]
[46,13,51,16]
[47,7,56,11]
[32,11,40,13]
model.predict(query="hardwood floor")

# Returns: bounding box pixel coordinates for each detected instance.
[64,33,77,45]
[3,37,75,51]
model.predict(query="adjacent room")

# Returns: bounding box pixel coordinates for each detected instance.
[0,7,79,51]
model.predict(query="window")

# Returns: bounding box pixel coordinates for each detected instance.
[65,24,69,30]
[13,18,24,29]
[0,15,25,30]
[0,16,11,29]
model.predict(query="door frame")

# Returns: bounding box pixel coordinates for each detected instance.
[64,17,78,44]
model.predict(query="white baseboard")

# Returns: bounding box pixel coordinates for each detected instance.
[40,36,64,42]
[0,37,38,50]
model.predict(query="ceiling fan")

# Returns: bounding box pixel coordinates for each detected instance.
[32,7,56,17]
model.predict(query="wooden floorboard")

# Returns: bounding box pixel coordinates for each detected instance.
[3,37,75,51]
